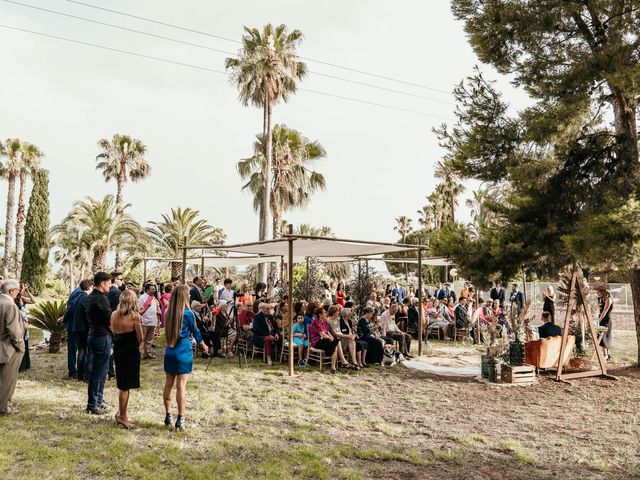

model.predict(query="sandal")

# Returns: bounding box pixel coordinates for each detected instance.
[330,368,337,374]
[115,413,133,429]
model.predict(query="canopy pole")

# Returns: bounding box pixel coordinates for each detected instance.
[280,256,285,282]
[181,235,187,284]
[418,244,424,357]
[201,249,205,277]
[142,256,147,285]
[305,257,310,286]
[287,225,294,377]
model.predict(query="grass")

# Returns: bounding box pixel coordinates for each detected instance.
[2,334,639,479]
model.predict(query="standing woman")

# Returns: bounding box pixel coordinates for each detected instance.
[160,283,173,328]
[163,285,209,431]
[543,286,556,323]
[335,282,346,308]
[596,288,614,360]
[17,284,35,373]
[111,289,143,429]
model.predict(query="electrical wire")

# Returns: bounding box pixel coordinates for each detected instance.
[56,0,453,95]
[0,23,455,120]
[1,0,454,105]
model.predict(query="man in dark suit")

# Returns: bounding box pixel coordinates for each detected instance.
[509,283,525,313]
[490,282,505,307]
[538,312,561,338]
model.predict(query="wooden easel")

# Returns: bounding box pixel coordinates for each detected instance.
[556,265,611,381]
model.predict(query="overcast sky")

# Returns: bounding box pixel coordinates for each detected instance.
[0,0,530,247]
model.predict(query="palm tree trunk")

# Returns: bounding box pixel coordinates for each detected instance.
[450,193,456,224]
[3,174,17,278]
[14,170,28,277]
[114,170,125,272]
[92,248,107,274]
[171,262,182,280]
[258,99,273,284]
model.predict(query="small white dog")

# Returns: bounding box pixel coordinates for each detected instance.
[381,344,405,366]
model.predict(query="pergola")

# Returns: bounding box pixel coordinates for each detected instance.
[172,226,451,376]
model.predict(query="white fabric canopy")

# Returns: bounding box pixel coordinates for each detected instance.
[220,238,417,258]
[182,256,282,267]
[380,257,455,266]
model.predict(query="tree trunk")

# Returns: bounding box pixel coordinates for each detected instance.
[171,262,182,280]
[49,331,63,354]
[3,174,17,278]
[114,169,125,272]
[258,99,273,284]
[92,248,106,274]
[451,193,456,224]
[629,268,640,367]
[14,170,28,278]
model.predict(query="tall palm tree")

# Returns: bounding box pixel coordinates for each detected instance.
[2,139,22,277]
[416,205,435,230]
[434,159,465,223]
[226,24,307,248]
[14,143,44,275]
[238,124,326,239]
[96,134,150,270]
[465,184,505,237]
[54,195,143,273]
[147,207,226,278]
[51,222,92,291]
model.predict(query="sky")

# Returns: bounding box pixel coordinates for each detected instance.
[0,0,531,249]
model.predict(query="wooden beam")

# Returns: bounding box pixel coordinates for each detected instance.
[576,277,607,375]
[418,244,424,357]
[181,235,187,285]
[287,224,294,377]
[556,265,577,381]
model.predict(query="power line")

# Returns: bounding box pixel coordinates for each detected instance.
[57,0,453,96]
[2,0,454,105]
[0,24,455,121]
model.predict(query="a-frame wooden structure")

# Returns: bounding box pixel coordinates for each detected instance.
[556,265,609,381]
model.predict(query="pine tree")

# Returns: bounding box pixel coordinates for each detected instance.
[20,169,50,295]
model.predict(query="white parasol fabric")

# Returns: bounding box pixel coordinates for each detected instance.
[220,238,417,258]
[182,256,283,267]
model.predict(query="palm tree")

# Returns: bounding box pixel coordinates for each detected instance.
[2,139,22,277]
[96,134,150,270]
[465,184,505,237]
[238,124,326,239]
[51,222,92,291]
[14,143,44,275]
[53,195,143,273]
[147,207,226,278]
[226,24,307,249]
[394,216,413,279]
[294,224,334,237]
[29,300,67,353]
[434,159,465,223]
[417,205,435,230]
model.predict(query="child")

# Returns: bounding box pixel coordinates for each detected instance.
[292,314,308,367]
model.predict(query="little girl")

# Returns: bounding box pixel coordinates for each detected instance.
[292,314,308,367]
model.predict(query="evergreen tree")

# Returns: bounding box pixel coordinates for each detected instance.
[20,169,50,294]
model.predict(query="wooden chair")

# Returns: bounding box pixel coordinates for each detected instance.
[455,327,469,342]
[306,347,332,372]
[237,337,249,357]
[425,323,442,340]
[251,343,266,362]
[407,324,419,339]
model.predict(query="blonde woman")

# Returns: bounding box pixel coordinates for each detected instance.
[163,285,209,431]
[543,286,556,323]
[111,289,144,429]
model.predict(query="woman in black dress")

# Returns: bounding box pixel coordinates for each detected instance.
[111,289,143,429]
[596,288,613,359]
[357,307,384,365]
[542,286,556,323]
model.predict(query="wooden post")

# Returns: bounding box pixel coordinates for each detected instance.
[280,256,285,282]
[287,224,295,377]
[418,244,424,357]
[522,275,527,303]
[305,257,310,285]
[576,278,608,376]
[201,249,205,278]
[181,235,187,284]
[556,265,577,380]
[142,256,147,285]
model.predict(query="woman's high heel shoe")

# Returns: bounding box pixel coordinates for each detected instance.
[175,415,185,431]
[164,412,173,427]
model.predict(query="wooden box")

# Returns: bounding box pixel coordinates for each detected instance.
[501,364,536,384]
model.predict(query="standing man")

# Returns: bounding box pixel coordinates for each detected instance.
[64,279,93,381]
[490,282,505,308]
[509,283,525,314]
[0,280,25,415]
[139,283,159,360]
[85,272,113,415]
[219,279,235,314]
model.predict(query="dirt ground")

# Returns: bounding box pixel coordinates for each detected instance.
[1,331,639,479]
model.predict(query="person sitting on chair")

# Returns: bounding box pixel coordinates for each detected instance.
[538,311,561,338]
[252,303,277,365]
[454,297,468,334]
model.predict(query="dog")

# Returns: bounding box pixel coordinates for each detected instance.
[382,344,405,366]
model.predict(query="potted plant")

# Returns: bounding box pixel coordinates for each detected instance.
[29,300,67,353]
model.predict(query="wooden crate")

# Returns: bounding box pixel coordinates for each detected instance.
[501,364,536,384]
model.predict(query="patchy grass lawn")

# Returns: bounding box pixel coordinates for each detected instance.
[2,331,639,479]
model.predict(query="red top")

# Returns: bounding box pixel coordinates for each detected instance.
[239,309,254,329]
[309,317,330,347]
[336,290,346,307]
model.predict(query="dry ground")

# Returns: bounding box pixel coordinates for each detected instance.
[1,331,639,480]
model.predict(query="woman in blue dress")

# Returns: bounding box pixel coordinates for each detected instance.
[163,285,209,431]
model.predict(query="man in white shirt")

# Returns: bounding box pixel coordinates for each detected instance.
[379,304,412,357]
[218,278,235,314]
[139,283,159,359]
